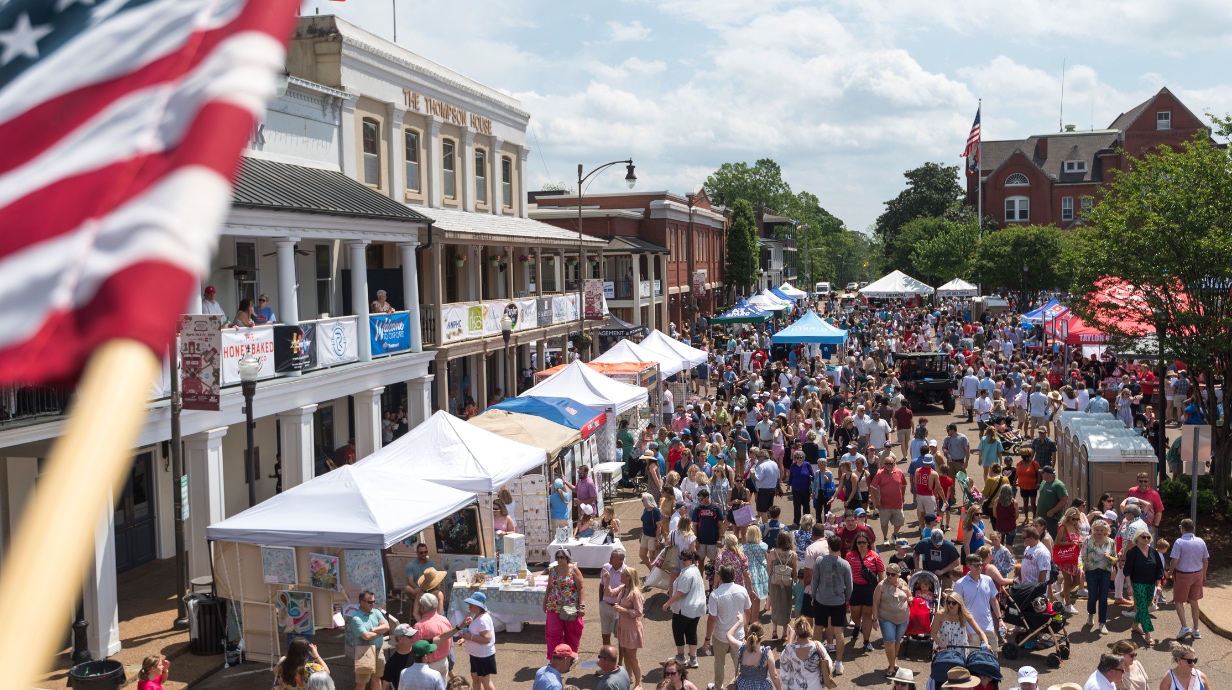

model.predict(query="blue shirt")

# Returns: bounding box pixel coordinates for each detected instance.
[788,460,815,492]
[398,663,445,690]
[405,557,440,585]
[1085,396,1110,413]
[533,665,564,690]
[549,489,572,520]
[253,305,276,324]
[641,507,662,539]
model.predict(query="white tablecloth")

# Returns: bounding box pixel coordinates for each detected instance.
[548,538,625,570]
[448,585,546,633]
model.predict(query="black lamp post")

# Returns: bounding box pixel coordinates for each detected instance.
[238,353,260,508]
[578,159,636,355]
[70,597,90,664]
[500,314,513,396]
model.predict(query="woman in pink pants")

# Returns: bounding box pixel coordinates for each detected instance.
[542,547,587,659]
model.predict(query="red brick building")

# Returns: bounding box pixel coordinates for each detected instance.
[529,189,727,330]
[969,88,1208,228]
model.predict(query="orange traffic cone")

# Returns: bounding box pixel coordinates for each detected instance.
[956,506,965,542]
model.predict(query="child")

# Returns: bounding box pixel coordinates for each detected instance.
[1155,538,1171,607]
[792,568,807,617]
[762,505,784,547]
[137,655,170,690]
[912,574,936,606]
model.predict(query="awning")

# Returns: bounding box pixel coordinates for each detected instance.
[778,283,808,299]
[639,329,708,366]
[468,409,581,458]
[936,278,979,297]
[523,360,649,414]
[771,310,848,345]
[489,396,607,437]
[1021,297,1070,324]
[594,338,688,377]
[597,314,649,338]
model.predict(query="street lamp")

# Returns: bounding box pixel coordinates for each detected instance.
[238,353,261,508]
[500,314,513,396]
[577,159,636,355]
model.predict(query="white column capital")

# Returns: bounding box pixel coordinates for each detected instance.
[386,102,406,122]
[355,386,386,401]
[426,116,441,134]
[461,130,476,145]
[277,403,318,423]
[278,405,317,490]
[346,238,371,248]
[184,426,228,448]
[397,239,420,250]
[274,237,301,247]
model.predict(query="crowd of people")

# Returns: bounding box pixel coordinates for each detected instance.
[267,295,1216,690]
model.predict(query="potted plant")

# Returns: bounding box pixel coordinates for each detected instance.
[545,256,556,266]
[517,254,531,265]
[487,255,501,267]
[570,331,592,350]
[454,254,466,267]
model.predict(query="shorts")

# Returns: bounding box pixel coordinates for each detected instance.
[697,543,719,562]
[599,600,618,634]
[916,495,937,513]
[756,488,776,512]
[1019,488,1037,500]
[897,429,911,444]
[850,582,876,607]
[640,535,659,551]
[1173,570,1205,602]
[469,654,497,677]
[813,601,848,629]
[552,517,570,531]
[354,647,386,687]
[879,619,909,643]
[880,508,905,527]
[962,397,975,408]
[1030,415,1047,427]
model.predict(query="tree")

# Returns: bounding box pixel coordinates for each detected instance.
[704,159,794,211]
[911,220,979,283]
[875,162,965,266]
[1071,125,1232,501]
[726,199,758,296]
[968,225,1068,303]
[885,216,948,279]
[784,191,845,286]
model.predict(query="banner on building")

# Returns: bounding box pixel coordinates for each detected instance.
[442,303,468,343]
[370,312,411,356]
[274,323,317,372]
[316,317,359,367]
[516,299,538,331]
[179,315,222,411]
[603,281,615,299]
[583,279,604,320]
[692,270,707,296]
[536,297,553,328]
[220,326,277,384]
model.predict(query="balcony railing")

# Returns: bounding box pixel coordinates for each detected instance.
[420,308,437,347]
[0,384,73,427]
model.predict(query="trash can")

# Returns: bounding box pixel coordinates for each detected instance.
[67,659,125,689]
[185,594,227,655]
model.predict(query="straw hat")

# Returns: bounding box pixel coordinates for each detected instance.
[418,567,446,591]
[942,668,980,689]
[1046,684,1082,690]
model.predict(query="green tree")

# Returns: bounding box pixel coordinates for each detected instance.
[875,162,965,266]
[705,159,794,211]
[1072,125,1232,500]
[968,225,1067,302]
[884,216,948,278]
[911,220,979,283]
[784,191,845,286]
[726,199,758,296]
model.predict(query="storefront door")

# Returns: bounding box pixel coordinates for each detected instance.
[114,451,157,573]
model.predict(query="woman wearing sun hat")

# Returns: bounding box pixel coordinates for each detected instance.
[460,591,497,690]
[415,567,448,622]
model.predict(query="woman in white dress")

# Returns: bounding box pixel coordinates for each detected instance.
[779,617,836,690]
[932,591,989,650]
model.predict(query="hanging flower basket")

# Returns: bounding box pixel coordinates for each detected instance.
[517,254,531,265]
[454,256,466,267]
[565,257,578,266]
[570,331,593,349]
[487,255,501,266]
[545,256,556,265]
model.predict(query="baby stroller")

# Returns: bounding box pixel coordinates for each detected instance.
[989,413,1025,455]
[928,648,1001,690]
[904,571,942,659]
[1000,581,1070,667]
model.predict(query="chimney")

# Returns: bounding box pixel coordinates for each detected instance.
[1035,137,1048,160]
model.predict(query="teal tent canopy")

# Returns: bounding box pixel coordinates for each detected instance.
[771,310,848,345]
[711,298,771,323]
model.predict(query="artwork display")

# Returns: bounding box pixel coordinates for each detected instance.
[588,529,611,545]
[498,553,526,577]
[309,552,340,591]
[261,545,297,585]
[331,603,359,629]
[275,590,313,636]
[434,507,481,555]
[477,557,498,577]
[554,527,572,544]
[342,549,386,606]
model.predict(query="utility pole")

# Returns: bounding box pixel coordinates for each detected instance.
[169,355,188,628]
[686,193,697,332]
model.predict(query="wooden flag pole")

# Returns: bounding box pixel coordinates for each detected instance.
[0,339,160,690]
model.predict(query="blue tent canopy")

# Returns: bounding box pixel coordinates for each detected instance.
[771,310,848,345]
[769,286,793,302]
[1021,297,1070,324]
[711,298,771,323]
[489,396,605,436]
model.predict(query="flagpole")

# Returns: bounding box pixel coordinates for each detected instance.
[977,98,982,240]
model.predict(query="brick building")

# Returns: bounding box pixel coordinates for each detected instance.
[530,189,727,330]
[969,87,1209,228]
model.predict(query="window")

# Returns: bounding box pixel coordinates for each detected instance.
[474,149,487,204]
[1063,160,1087,174]
[1081,197,1093,216]
[404,130,420,192]
[501,157,512,207]
[235,240,258,303]
[442,139,456,198]
[1005,196,1030,222]
[1062,197,1074,221]
[315,245,332,316]
[362,119,380,186]
[1005,173,1029,186]
[1157,111,1171,130]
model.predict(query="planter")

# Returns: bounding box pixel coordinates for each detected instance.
[455,257,466,267]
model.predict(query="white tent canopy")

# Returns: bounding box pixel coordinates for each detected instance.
[936,278,979,297]
[859,270,935,298]
[594,338,688,377]
[640,329,707,367]
[778,283,808,299]
[357,410,547,493]
[747,293,787,311]
[523,360,649,413]
[205,466,476,549]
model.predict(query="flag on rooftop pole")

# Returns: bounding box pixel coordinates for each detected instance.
[962,104,981,175]
[0,0,300,386]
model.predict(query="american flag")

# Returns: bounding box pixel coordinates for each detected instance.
[0,0,298,386]
[962,105,981,174]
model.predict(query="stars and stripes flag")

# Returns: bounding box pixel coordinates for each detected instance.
[0,0,299,386]
[962,105,981,175]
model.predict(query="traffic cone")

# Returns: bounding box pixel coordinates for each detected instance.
[956,506,965,542]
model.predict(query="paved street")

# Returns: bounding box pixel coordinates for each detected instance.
[197,410,1232,690]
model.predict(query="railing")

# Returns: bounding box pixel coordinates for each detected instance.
[0,384,73,427]
[420,308,437,347]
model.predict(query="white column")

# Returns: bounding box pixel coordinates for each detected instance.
[659,254,670,333]
[631,256,642,326]
[386,103,406,202]
[353,387,385,461]
[461,131,476,213]
[407,375,434,428]
[187,275,203,314]
[185,427,227,582]
[339,93,360,179]
[277,404,317,490]
[647,253,656,327]
[467,246,479,301]
[398,241,423,352]
[490,136,503,216]
[347,239,373,362]
[474,354,489,411]
[518,147,530,218]
[83,493,121,658]
[275,237,300,326]
[426,117,441,207]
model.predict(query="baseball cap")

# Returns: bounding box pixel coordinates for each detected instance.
[930,529,945,544]
[1103,510,1118,521]
[927,439,938,447]
[1042,466,1055,474]
[393,623,416,638]
[580,504,594,515]
[553,644,578,659]
[854,508,866,517]
[924,512,938,523]
[553,478,564,489]
[1018,667,1039,684]
[1037,427,1048,434]
[412,640,437,656]
[846,443,858,450]
[895,538,910,548]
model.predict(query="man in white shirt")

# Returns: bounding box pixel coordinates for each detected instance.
[1027,384,1050,434]
[852,405,871,446]
[661,387,674,426]
[973,389,993,434]
[753,452,781,521]
[704,564,752,689]
[960,368,980,422]
[201,285,227,321]
[1082,654,1126,690]
[952,554,1000,652]
[867,410,892,450]
[1019,528,1052,584]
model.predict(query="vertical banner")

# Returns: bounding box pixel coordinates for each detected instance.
[370,312,411,355]
[275,323,317,372]
[692,269,707,296]
[315,317,359,367]
[584,279,604,320]
[441,304,468,343]
[179,315,222,411]
[536,297,553,327]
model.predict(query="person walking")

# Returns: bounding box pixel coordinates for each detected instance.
[743,526,770,621]
[663,549,706,670]
[543,547,586,659]
[846,532,885,654]
[532,645,576,690]
[639,493,663,571]
[871,563,911,677]
[614,567,645,690]
[600,548,627,652]
[706,564,753,689]
[787,450,815,526]
[1167,518,1210,640]
[779,617,836,690]
[811,535,852,676]
[952,554,999,654]
[1036,465,1068,538]
[870,454,907,546]
[732,624,780,690]
[1082,519,1117,634]
[767,533,798,640]
[1123,529,1165,647]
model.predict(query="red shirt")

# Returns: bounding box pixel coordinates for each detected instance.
[870,468,907,510]
[893,406,913,430]
[915,466,935,497]
[1139,371,1157,397]
[1127,486,1164,521]
[846,548,885,585]
[836,524,877,555]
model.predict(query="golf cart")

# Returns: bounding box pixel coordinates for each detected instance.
[897,352,956,411]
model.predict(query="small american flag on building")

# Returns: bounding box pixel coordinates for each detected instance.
[962,105,981,174]
[0,0,298,386]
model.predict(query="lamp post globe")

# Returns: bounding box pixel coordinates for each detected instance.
[500,315,513,346]
[624,163,637,189]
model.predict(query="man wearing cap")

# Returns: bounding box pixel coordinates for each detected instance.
[395,638,445,690]
[201,285,227,320]
[691,489,725,571]
[1082,654,1126,690]
[852,405,872,448]
[1030,427,1058,469]
[889,538,916,573]
[840,443,866,472]
[868,409,892,452]
[532,644,577,690]
[383,623,417,690]
[915,528,961,584]
[1036,466,1068,538]
[973,388,993,434]
[1014,667,1039,690]
[913,456,942,529]
[870,454,907,545]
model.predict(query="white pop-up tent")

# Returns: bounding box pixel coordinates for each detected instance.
[206,466,476,549]
[358,410,546,493]
[936,278,979,297]
[749,290,789,311]
[778,283,809,299]
[640,329,707,367]
[859,270,935,298]
[524,360,648,413]
[595,338,688,377]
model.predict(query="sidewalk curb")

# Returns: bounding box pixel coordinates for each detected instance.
[1200,610,1232,642]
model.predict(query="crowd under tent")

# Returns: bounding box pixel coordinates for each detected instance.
[710,298,772,324]
[936,278,979,298]
[771,310,849,359]
[859,270,935,299]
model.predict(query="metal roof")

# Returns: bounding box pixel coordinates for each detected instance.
[232,157,429,222]
[417,205,607,247]
[606,236,668,254]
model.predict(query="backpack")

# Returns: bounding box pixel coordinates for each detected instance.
[762,520,782,549]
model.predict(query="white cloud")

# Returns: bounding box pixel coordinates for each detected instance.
[607,20,651,42]
[585,56,667,81]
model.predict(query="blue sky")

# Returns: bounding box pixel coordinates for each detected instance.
[303,0,1232,233]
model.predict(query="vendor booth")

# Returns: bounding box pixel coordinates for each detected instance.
[523,361,650,466]
[711,298,771,324]
[972,295,1009,320]
[489,396,607,437]
[639,329,709,406]
[207,467,477,662]
[594,338,688,378]
[778,283,809,300]
[596,314,650,351]
[749,290,790,312]
[1045,313,1111,358]
[1021,297,1069,324]
[771,310,848,360]
[936,278,979,298]
[860,270,935,300]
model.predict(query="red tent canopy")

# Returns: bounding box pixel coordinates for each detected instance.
[1045,313,1111,345]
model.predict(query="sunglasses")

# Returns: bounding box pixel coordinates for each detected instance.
[361,599,376,604]
[1182,658,1198,665]
[1138,480,1149,484]
[664,670,679,677]
[946,600,959,606]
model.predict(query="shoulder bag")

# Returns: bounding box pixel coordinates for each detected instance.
[771,550,795,588]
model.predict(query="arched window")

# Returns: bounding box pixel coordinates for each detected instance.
[1005,173,1029,187]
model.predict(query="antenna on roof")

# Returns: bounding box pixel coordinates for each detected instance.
[1059,58,1066,133]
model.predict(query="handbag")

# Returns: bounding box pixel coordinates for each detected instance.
[732,505,756,527]
[1053,543,1079,567]
[558,604,579,621]
[770,552,794,588]
[662,534,680,568]
[645,566,672,590]
[353,644,377,675]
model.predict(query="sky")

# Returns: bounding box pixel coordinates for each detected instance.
[302,0,1232,233]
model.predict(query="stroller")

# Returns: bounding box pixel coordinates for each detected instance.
[904,571,942,659]
[928,648,1002,690]
[1000,581,1070,667]
[989,412,1025,455]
